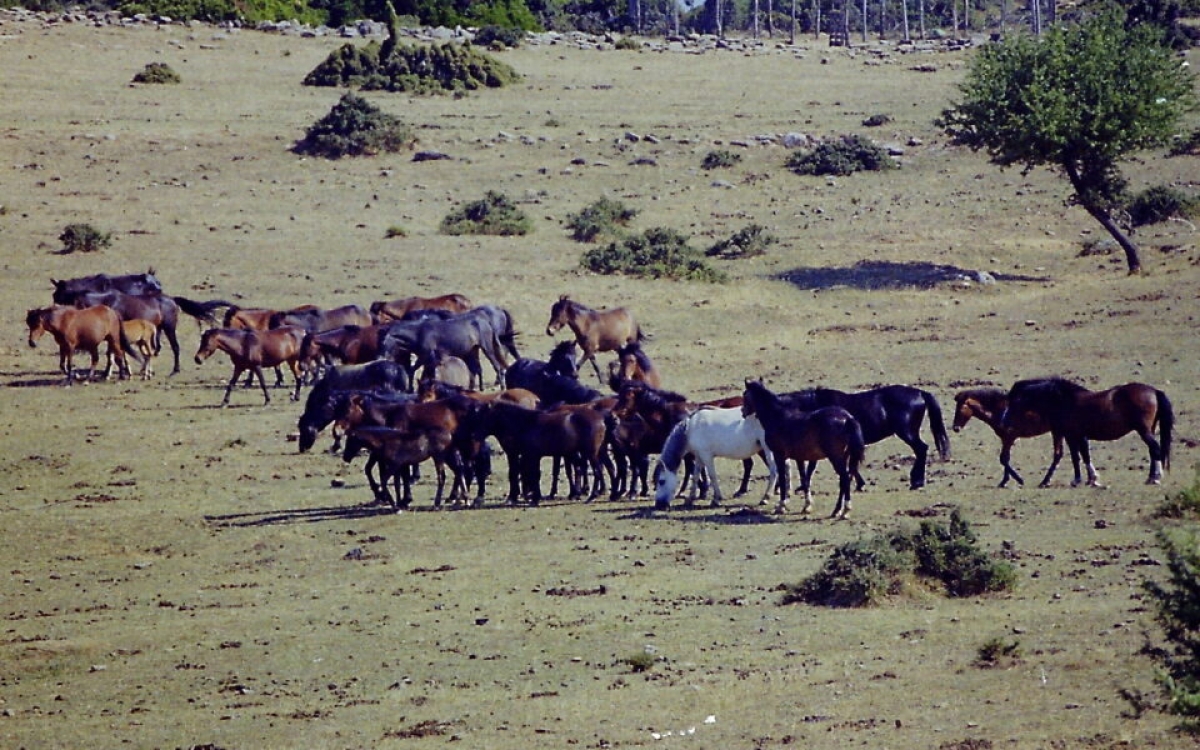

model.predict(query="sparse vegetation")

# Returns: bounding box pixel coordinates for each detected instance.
[976,636,1022,668]
[293,92,415,159]
[581,227,728,282]
[701,149,742,170]
[440,191,531,236]
[786,134,897,176]
[384,225,408,238]
[621,650,656,672]
[1156,469,1200,520]
[613,36,642,51]
[474,25,525,48]
[303,40,520,95]
[58,223,112,254]
[1126,185,1198,228]
[706,223,776,258]
[1169,129,1200,157]
[565,197,638,243]
[132,62,180,84]
[1143,524,1200,726]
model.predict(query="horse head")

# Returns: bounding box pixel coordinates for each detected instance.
[26,308,49,347]
[546,295,572,335]
[194,329,221,364]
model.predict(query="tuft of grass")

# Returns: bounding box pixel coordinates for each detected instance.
[565,197,638,243]
[701,149,742,170]
[976,637,1022,668]
[862,113,892,127]
[581,227,728,283]
[440,191,531,236]
[786,134,897,176]
[613,37,642,51]
[621,650,656,673]
[132,62,180,84]
[384,225,408,239]
[58,223,112,254]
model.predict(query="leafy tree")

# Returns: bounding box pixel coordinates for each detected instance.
[939,11,1197,274]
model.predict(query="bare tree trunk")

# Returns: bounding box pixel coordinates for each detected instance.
[861,0,868,42]
[844,0,851,45]
[900,0,909,40]
[767,0,774,37]
[1064,162,1142,274]
[754,0,760,38]
[878,0,886,39]
[919,0,925,38]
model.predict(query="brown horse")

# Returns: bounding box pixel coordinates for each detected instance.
[417,381,542,410]
[742,380,866,518]
[1003,378,1173,487]
[953,387,1060,488]
[546,295,645,384]
[26,304,130,385]
[370,293,474,323]
[343,425,458,512]
[122,319,159,380]
[194,326,307,406]
[608,340,662,390]
[269,304,373,334]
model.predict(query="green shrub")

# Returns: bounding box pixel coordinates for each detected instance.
[293,92,416,159]
[1169,128,1200,157]
[384,225,408,238]
[304,41,520,95]
[581,227,728,283]
[59,223,112,254]
[1125,185,1198,228]
[781,510,1014,608]
[1144,526,1200,725]
[565,197,638,243]
[132,62,180,84]
[1156,468,1200,519]
[706,224,777,258]
[440,191,531,236]
[701,149,742,170]
[613,36,641,50]
[786,134,898,176]
[621,650,656,672]
[474,25,525,48]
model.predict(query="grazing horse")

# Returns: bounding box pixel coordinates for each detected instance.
[26,305,130,385]
[781,385,950,490]
[1002,378,1173,487]
[370,293,474,323]
[297,361,413,452]
[193,326,307,406]
[653,407,776,510]
[55,289,231,375]
[51,269,163,299]
[545,295,645,384]
[343,425,458,511]
[608,341,662,391]
[268,304,373,334]
[953,387,1059,488]
[742,380,866,517]
[122,319,159,380]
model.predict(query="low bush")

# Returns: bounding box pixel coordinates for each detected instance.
[440,191,531,236]
[565,197,638,243]
[293,93,415,159]
[304,41,520,95]
[132,62,180,84]
[781,509,1014,607]
[613,37,642,51]
[862,113,892,127]
[701,149,742,170]
[58,223,112,254]
[1125,185,1198,228]
[976,637,1022,668]
[1169,129,1200,157]
[706,224,777,258]
[786,134,897,176]
[474,25,525,48]
[580,227,728,283]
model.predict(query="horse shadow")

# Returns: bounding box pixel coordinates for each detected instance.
[205,501,395,527]
[774,260,1050,291]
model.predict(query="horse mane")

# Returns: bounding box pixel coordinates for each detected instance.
[621,341,654,372]
[658,420,689,473]
[550,340,576,358]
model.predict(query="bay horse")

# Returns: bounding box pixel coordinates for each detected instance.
[608,341,662,391]
[193,326,307,406]
[1002,377,1173,487]
[56,289,231,375]
[653,407,776,510]
[343,425,459,511]
[26,304,130,385]
[742,380,866,518]
[546,295,645,384]
[122,319,159,380]
[297,362,413,452]
[299,324,396,385]
[370,293,474,323]
[269,304,373,334]
[953,387,1060,488]
[51,269,162,299]
[781,384,950,490]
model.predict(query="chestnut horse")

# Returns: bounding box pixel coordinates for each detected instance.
[370,293,474,323]
[193,326,307,406]
[1002,378,1173,487]
[953,387,1059,488]
[742,380,866,518]
[608,340,662,390]
[26,304,130,385]
[546,295,645,384]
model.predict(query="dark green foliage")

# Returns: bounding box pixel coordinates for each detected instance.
[304,41,520,95]
[782,510,1015,608]
[613,36,641,50]
[706,224,776,258]
[440,191,531,236]
[59,223,112,254]
[565,197,638,243]
[580,227,728,283]
[118,0,326,24]
[474,24,525,48]
[1126,185,1198,228]
[132,62,180,84]
[786,134,897,176]
[1144,525,1200,723]
[1170,129,1200,157]
[701,149,742,170]
[293,92,415,159]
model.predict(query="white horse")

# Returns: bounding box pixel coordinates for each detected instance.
[653,407,777,510]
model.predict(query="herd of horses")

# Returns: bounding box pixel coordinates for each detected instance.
[24,271,1176,517]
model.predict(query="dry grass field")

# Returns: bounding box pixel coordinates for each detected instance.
[1,13,1199,749]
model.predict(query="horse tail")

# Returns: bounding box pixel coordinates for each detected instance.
[846,417,867,475]
[636,324,650,342]
[922,390,951,460]
[500,310,521,361]
[1157,389,1174,472]
[175,297,235,328]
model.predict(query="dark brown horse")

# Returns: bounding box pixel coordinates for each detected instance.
[953,387,1060,488]
[193,326,307,406]
[1002,378,1173,487]
[546,295,645,384]
[742,380,866,518]
[300,324,394,371]
[269,304,373,334]
[342,425,458,511]
[608,340,662,390]
[370,293,474,323]
[26,305,130,385]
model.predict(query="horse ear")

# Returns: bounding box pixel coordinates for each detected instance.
[559,294,569,301]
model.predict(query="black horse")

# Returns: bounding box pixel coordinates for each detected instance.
[53,288,232,375]
[297,361,413,452]
[51,269,163,300]
[781,385,950,490]
[381,311,509,390]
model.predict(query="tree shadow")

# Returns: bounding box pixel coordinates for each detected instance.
[773,260,1051,291]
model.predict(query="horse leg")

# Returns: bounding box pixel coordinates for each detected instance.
[998,436,1024,488]
[1067,438,1086,487]
[774,451,791,515]
[759,447,778,505]
[901,432,930,490]
[163,323,181,376]
[586,352,604,384]
[1038,433,1065,488]
[734,457,754,498]
[699,454,724,507]
[289,361,304,401]
[254,367,271,405]
[1135,424,1165,485]
[222,367,244,406]
[1078,438,1103,487]
[832,457,853,520]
